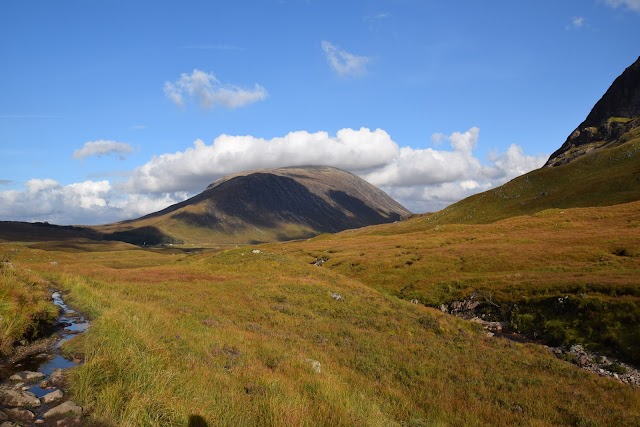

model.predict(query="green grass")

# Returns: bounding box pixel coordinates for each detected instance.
[421,125,640,225]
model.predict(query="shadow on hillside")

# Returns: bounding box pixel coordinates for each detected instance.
[171,173,401,233]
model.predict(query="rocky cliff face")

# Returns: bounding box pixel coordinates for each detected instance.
[546,56,640,167]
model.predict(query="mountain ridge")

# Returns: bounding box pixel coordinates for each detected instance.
[546,56,640,167]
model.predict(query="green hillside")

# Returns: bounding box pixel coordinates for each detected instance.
[428,119,640,225]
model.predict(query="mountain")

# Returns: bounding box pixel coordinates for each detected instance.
[546,56,640,167]
[427,57,640,225]
[95,166,411,245]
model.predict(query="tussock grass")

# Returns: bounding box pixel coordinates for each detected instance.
[280,201,640,363]
[0,245,59,355]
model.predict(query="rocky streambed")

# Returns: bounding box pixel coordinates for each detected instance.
[439,297,640,387]
[0,292,89,426]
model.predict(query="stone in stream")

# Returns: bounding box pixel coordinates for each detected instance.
[3,407,35,423]
[41,389,64,404]
[43,401,83,418]
[49,369,66,388]
[9,371,46,382]
[0,385,41,407]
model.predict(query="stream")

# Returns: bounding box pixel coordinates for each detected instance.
[0,291,89,426]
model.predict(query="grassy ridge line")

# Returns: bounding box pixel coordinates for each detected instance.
[277,201,640,363]
[14,242,640,426]
[422,126,640,225]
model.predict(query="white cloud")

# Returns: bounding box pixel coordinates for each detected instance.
[0,127,547,224]
[0,178,188,225]
[164,69,268,110]
[73,140,134,160]
[604,0,640,12]
[321,41,370,77]
[567,16,586,30]
[123,128,399,193]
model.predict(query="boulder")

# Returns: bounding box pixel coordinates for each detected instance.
[48,369,66,388]
[42,389,64,404]
[9,371,46,382]
[306,358,321,374]
[4,407,34,424]
[0,386,41,407]
[43,401,83,419]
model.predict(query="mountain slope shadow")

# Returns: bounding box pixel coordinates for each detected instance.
[172,173,401,234]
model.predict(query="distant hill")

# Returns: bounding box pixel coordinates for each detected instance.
[94,166,411,245]
[428,57,640,225]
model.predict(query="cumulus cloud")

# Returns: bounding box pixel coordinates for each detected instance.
[123,128,399,193]
[0,127,547,224]
[360,129,547,212]
[164,69,268,110]
[0,178,188,225]
[604,0,640,12]
[321,41,370,77]
[73,140,134,160]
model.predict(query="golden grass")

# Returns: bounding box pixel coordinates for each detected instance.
[0,246,59,355]
[5,206,639,426]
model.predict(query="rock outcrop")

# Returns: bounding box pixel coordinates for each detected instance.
[546,56,640,167]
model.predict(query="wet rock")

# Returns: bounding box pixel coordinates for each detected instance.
[48,369,66,388]
[43,401,83,418]
[9,371,46,382]
[38,380,54,390]
[42,389,64,404]
[0,385,41,407]
[4,407,34,424]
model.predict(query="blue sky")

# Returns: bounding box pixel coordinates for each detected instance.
[1,0,639,224]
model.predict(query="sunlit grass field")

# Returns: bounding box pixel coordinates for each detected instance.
[1,201,639,426]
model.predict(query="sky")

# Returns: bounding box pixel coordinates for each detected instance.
[1,0,639,225]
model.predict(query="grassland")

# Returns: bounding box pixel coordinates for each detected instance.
[280,201,640,364]
[0,253,59,356]
[1,200,639,426]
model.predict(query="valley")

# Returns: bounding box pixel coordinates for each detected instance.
[0,40,639,427]
[1,198,639,425]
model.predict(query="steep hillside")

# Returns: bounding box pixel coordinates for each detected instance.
[95,166,411,245]
[547,56,640,167]
[429,57,640,225]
